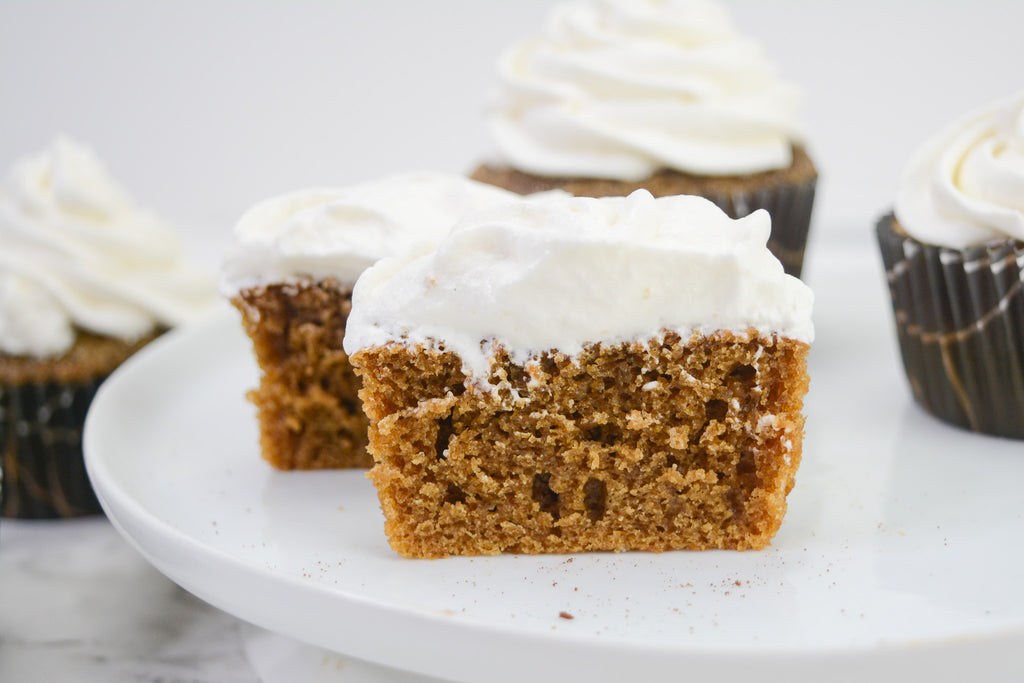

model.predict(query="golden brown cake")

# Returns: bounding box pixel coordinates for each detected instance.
[220,174,520,470]
[356,332,808,558]
[345,191,814,557]
[230,280,370,469]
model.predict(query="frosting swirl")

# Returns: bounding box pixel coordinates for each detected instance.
[344,190,813,378]
[0,137,216,358]
[895,92,1024,249]
[220,172,519,295]
[484,0,805,180]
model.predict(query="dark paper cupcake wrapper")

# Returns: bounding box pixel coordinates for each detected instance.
[1,377,105,518]
[876,213,1024,439]
[704,177,817,278]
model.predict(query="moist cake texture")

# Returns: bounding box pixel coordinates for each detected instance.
[231,280,368,469]
[221,173,519,469]
[346,190,814,557]
[356,331,808,557]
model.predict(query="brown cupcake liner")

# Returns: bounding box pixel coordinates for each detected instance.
[1,377,105,518]
[876,213,1024,439]
[702,177,816,279]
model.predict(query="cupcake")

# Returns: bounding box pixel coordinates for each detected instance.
[0,137,217,517]
[876,92,1024,439]
[470,0,817,276]
[220,172,519,471]
[345,191,813,557]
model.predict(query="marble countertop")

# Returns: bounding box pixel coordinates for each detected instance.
[0,518,259,683]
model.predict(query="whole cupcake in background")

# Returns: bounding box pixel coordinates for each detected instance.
[876,92,1024,439]
[0,136,218,517]
[470,0,817,276]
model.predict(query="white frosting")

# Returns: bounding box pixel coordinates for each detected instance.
[484,0,805,180]
[220,173,520,296]
[0,137,216,358]
[344,190,814,379]
[895,92,1024,249]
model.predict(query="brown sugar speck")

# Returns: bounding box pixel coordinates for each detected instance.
[559,611,575,620]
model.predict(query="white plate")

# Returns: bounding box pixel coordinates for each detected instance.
[84,245,1024,683]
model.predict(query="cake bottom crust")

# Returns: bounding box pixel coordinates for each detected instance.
[354,330,810,558]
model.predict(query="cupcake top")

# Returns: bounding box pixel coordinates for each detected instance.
[895,91,1024,249]
[220,172,520,296]
[483,0,805,181]
[344,190,814,378]
[0,137,216,359]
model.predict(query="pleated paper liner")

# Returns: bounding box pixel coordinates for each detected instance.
[1,377,105,518]
[876,213,1024,439]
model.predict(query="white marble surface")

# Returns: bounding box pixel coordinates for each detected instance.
[0,518,259,682]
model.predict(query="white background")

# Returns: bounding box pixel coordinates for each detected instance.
[2,0,1022,272]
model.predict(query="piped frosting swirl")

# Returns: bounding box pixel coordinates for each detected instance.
[484,0,805,180]
[0,137,216,358]
[895,92,1024,249]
